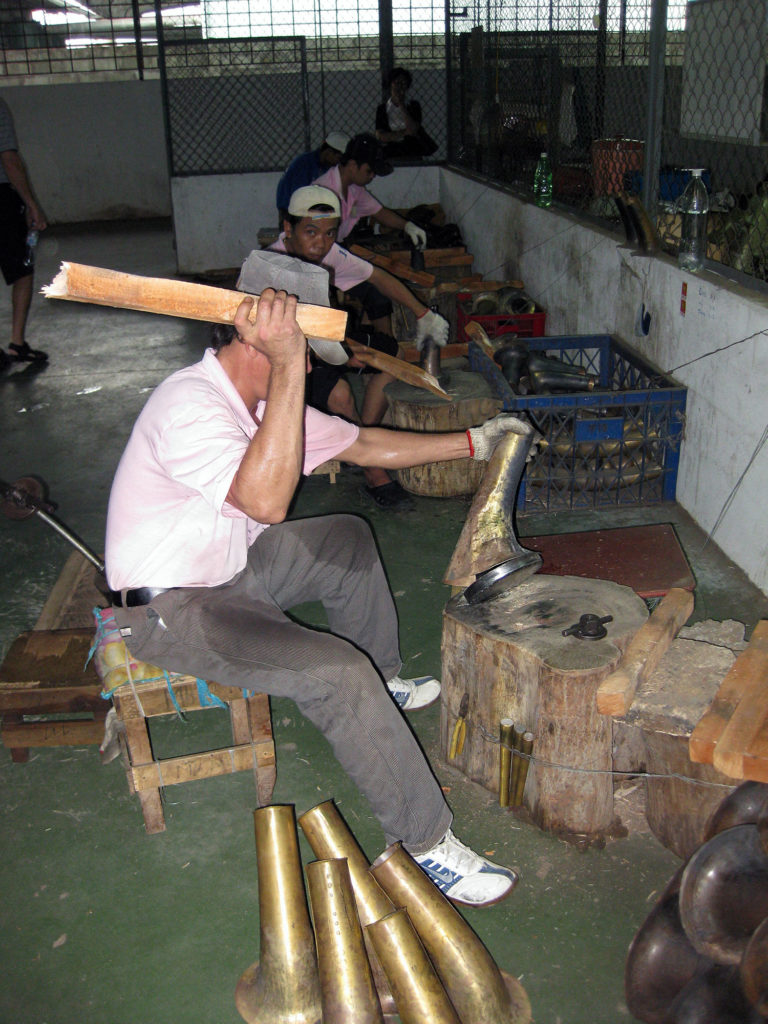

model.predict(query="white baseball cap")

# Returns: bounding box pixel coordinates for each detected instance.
[325,131,350,153]
[236,250,348,366]
[287,185,341,219]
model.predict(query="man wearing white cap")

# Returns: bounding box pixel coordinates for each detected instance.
[276,131,350,223]
[252,184,448,510]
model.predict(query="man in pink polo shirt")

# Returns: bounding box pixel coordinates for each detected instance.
[104,287,526,907]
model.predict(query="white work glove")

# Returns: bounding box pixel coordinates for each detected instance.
[404,220,427,250]
[414,308,450,349]
[467,414,534,461]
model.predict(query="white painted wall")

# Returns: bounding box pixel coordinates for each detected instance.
[438,168,768,594]
[1,80,170,223]
[171,164,441,274]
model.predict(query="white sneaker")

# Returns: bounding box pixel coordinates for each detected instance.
[387,674,441,711]
[413,829,518,906]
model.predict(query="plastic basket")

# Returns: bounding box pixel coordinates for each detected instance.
[468,335,687,512]
[456,292,546,342]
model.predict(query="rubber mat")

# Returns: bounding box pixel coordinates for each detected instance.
[523,523,695,598]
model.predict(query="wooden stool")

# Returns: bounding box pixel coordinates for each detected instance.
[112,675,276,834]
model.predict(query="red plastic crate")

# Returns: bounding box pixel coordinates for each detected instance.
[456,292,546,342]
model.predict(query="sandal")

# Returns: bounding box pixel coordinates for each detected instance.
[0,349,10,372]
[364,481,415,511]
[9,342,48,363]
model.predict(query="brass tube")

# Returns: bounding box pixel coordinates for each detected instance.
[508,724,526,810]
[306,859,383,1024]
[235,805,322,1024]
[512,733,534,808]
[499,719,516,807]
[298,801,396,1016]
[370,844,530,1023]
[365,910,461,1024]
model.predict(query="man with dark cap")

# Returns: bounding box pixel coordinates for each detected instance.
[276,131,350,223]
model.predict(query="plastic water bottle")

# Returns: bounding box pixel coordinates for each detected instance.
[534,152,553,208]
[677,169,709,272]
[23,229,38,269]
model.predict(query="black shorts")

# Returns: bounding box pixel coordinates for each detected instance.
[345,279,393,322]
[0,183,31,285]
[308,328,399,413]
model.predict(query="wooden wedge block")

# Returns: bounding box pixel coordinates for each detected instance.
[707,622,768,778]
[689,621,768,766]
[42,262,348,342]
[347,245,436,287]
[596,587,694,716]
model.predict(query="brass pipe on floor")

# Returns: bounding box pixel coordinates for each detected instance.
[298,801,396,1016]
[370,844,529,1023]
[306,858,383,1024]
[235,805,322,1024]
[366,910,461,1024]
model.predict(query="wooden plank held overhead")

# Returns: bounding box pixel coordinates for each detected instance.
[42,262,348,342]
[689,620,768,780]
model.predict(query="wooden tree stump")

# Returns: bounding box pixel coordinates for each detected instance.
[441,575,648,838]
[385,369,500,496]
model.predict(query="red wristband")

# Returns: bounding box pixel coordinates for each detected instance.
[466,429,474,457]
[416,309,427,319]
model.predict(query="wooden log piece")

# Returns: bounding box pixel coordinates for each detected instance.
[385,370,501,496]
[690,621,768,769]
[441,576,648,837]
[42,262,348,342]
[711,621,768,780]
[596,587,695,716]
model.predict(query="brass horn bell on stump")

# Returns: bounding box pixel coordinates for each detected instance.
[443,425,542,603]
[235,805,322,1024]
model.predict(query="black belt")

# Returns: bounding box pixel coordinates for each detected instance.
[110,587,170,608]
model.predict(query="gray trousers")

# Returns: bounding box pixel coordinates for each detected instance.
[113,514,452,852]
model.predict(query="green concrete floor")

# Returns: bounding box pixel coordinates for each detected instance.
[2,221,767,1024]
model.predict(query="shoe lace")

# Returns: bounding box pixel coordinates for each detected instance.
[425,830,482,876]
[388,675,413,695]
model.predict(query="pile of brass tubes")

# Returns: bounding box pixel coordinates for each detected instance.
[236,800,530,1024]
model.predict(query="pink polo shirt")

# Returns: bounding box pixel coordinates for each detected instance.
[269,233,373,292]
[313,165,382,243]
[105,349,359,590]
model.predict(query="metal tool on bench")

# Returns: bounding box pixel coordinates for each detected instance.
[443,426,542,603]
[0,476,105,575]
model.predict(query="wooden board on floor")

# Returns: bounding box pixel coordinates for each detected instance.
[523,523,695,599]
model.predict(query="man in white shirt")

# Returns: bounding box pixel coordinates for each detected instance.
[105,287,526,907]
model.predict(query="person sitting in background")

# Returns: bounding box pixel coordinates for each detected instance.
[276,131,350,224]
[261,185,448,510]
[376,67,438,161]
[313,132,427,249]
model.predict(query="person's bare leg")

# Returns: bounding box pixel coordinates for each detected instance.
[326,376,395,491]
[11,274,33,348]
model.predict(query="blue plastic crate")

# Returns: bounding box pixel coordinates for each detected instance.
[469,335,687,513]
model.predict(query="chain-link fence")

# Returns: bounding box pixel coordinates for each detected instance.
[446,0,768,283]
[4,0,767,282]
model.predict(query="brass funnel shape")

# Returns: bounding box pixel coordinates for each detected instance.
[306,859,383,1024]
[370,843,530,1023]
[366,909,461,1024]
[235,805,322,1024]
[298,801,397,1016]
[443,427,542,601]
